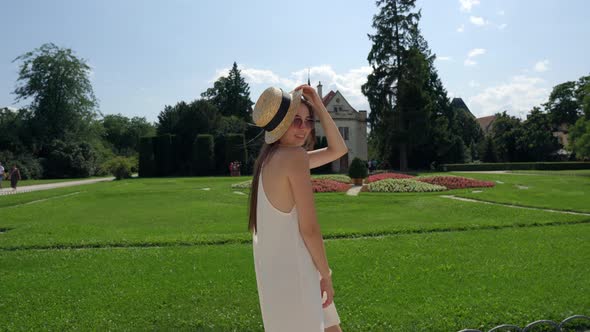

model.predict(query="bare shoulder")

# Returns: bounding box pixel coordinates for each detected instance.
[277,146,308,169]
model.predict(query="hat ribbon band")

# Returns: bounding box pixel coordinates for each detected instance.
[263,89,291,132]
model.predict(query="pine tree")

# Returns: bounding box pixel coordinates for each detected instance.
[201,62,253,121]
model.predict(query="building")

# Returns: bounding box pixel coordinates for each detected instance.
[312,82,368,173]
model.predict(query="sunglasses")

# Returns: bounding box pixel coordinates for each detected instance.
[291,117,315,129]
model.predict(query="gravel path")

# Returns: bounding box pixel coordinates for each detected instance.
[0,177,114,196]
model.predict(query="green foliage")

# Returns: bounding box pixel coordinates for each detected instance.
[348,157,368,179]
[225,134,247,171]
[152,134,175,177]
[312,174,352,183]
[101,114,155,156]
[201,62,253,121]
[481,136,498,162]
[194,134,215,176]
[42,139,98,178]
[310,136,333,174]
[101,156,135,180]
[518,107,560,161]
[367,178,446,192]
[138,136,156,177]
[0,150,42,180]
[569,117,590,159]
[12,43,99,151]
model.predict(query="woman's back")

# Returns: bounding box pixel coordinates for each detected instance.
[252,147,325,331]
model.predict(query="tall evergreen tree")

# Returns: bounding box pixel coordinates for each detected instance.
[201,62,253,121]
[362,0,421,171]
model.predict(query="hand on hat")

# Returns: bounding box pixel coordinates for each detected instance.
[294,84,323,110]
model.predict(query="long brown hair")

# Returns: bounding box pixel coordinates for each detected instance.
[248,99,316,234]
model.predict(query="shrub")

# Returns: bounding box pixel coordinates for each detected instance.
[138,136,156,177]
[0,150,43,180]
[348,157,368,179]
[415,176,495,189]
[367,178,447,193]
[101,156,135,180]
[43,139,98,178]
[194,134,215,176]
[366,172,415,183]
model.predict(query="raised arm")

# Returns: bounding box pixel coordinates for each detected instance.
[294,85,348,169]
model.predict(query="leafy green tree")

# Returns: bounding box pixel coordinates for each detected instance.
[201,62,253,121]
[518,107,560,161]
[102,114,155,156]
[12,43,100,153]
[569,116,590,159]
[490,111,524,162]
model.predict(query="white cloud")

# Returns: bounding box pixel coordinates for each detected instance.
[468,48,486,57]
[464,59,478,66]
[212,64,372,112]
[460,0,480,12]
[498,23,508,30]
[468,75,549,118]
[534,59,550,72]
[469,16,488,26]
[469,80,480,88]
[457,24,465,32]
[437,56,453,61]
[464,48,486,67]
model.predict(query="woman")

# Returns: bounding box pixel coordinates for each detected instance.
[248,85,348,332]
[9,164,21,191]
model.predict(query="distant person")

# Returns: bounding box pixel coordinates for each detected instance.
[0,161,4,189]
[9,165,21,191]
[248,85,346,331]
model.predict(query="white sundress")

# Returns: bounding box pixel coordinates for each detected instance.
[252,165,340,331]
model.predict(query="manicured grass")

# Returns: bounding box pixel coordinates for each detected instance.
[435,172,590,213]
[0,224,588,331]
[0,173,588,331]
[0,177,586,250]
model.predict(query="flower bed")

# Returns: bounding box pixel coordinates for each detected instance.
[312,179,353,193]
[415,176,495,189]
[366,178,447,193]
[312,174,351,184]
[366,172,415,183]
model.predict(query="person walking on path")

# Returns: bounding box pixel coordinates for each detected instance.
[0,161,4,189]
[9,164,21,191]
[248,85,348,332]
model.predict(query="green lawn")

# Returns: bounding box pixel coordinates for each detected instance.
[0,172,588,331]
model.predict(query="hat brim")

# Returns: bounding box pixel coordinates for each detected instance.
[264,89,303,144]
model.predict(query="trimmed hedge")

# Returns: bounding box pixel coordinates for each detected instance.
[138,136,156,177]
[438,162,590,172]
[153,134,175,176]
[194,134,215,176]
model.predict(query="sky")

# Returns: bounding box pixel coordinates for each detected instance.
[1,0,589,124]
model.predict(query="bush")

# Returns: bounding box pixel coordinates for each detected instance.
[43,140,98,178]
[102,156,135,180]
[0,150,43,180]
[348,157,368,179]
[194,134,215,176]
[138,136,156,177]
[367,178,447,193]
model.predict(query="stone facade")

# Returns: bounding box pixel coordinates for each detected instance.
[312,82,368,173]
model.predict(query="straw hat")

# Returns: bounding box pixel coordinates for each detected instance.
[252,87,303,144]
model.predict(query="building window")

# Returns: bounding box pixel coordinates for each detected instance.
[338,127,349,140]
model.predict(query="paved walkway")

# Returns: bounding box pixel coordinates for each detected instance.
[346,185,363,196]
[0,177,114,196]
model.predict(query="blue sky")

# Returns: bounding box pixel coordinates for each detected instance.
[1,0,588,123]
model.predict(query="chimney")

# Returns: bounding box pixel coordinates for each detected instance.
[317,81,323,100]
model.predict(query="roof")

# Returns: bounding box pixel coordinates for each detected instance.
[477,115,496,133]
[451,97,476,118]
[322,91,336,106]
